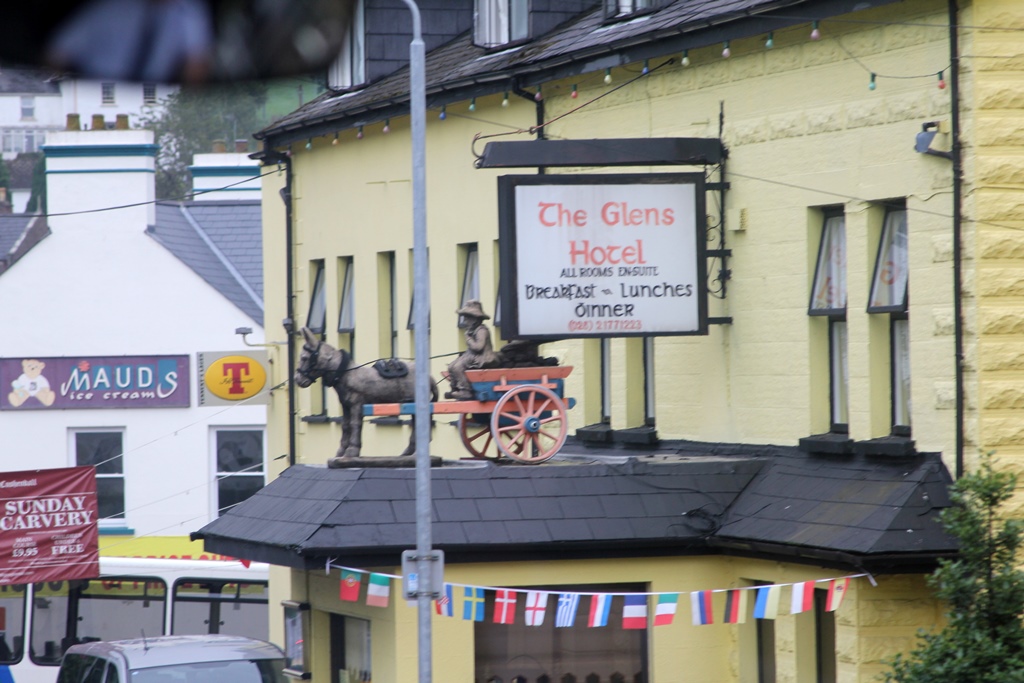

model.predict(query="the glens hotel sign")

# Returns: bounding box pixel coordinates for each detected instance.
[498,174,707,339]
[0,355,190,410]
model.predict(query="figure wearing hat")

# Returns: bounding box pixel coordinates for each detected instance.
[446,300,500,400]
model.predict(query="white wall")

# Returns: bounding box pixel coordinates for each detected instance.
[0,128,267,542]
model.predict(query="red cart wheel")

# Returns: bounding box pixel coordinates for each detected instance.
[459,414,500,460]
[490,384,568,464]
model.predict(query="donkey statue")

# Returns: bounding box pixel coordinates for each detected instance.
[294,327,438,460]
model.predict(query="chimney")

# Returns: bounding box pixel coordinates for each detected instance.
[235,139,248,153]
[91,114,106,130]
[115,114,129,130]
[189,141,260,202]
[212,140,227,153]
[44,127,156,230]
[66,113,81,131]
[0,188,11,215]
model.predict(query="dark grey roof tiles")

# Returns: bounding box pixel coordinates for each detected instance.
[148,200,263,324]
[259,0,894,142]
[0,215,34,256]
[0,67,61,94]
[194,441,956,572]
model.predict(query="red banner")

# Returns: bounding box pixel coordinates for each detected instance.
[0,467,99,585]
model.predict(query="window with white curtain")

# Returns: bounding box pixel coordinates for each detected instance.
[868,206,910,432]
[474,0,529,48]
[328,0,366,88]
[809,210,848,430]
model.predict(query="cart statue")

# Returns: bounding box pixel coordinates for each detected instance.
[365,365,575,464]
[294,329,574,464]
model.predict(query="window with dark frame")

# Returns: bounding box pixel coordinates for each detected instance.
[338,257,355,334]
[474,0,529,48]
[73,430,124,522]
[20,96,34,120]
[814,589,837,683]
[604,0,657,20]
[214,429,264,516]
[307,261,327,333]
[457,243,480,328]
[142,83,157,104]
[100,82,115,105]
[808,210,849,432]
[330,613,371,683]
[868,205,910,434]
[474,584,647,683]
[328,0,365,88]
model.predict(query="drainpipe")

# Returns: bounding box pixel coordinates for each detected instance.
[948,0,964,478]
[277,156,297,467]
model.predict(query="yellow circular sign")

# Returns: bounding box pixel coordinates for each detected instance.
[204,355,267,401]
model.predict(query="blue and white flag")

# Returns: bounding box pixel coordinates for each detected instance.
[556,593,580,627]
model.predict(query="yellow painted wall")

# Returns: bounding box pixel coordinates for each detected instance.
[271,0,959,467]
[287,556,939,683]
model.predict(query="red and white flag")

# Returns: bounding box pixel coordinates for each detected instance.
[790,581,815,614]
[825,578,849,612]
[494,590,517,624]
[525,591,548,626]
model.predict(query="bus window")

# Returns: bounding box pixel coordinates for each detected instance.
[0,584,26,663]
[31,577,167,665]
[172,580,268,639]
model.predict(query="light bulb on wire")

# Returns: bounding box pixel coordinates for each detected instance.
[571,84,578,99]
[439,105,446,120]
[534,86,542,102]
[868,73,876,90]
[810,21,821,40]
[501,92,509,107]
[332,133,339,146]
[937,71,946,89]
[722,41,731,58]
[681,50,690,67]
[604,68,612,84]
[469,98,476,111]
[382,119,390,133]
[642,60,649,75]
[356,126,363,139]
[765,32,774,49]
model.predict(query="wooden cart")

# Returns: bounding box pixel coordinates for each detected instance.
[363,366,575,464]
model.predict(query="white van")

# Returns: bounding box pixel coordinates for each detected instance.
[56,635,287,683]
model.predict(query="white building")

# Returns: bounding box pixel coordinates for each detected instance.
[0,118,267,559]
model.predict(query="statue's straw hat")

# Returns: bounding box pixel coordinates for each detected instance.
[456,300,490,320]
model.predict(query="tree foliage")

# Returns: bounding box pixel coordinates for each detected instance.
[139,82,268,199]
[885,455,1024,683]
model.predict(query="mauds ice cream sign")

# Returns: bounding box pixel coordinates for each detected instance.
[0,355,189,410]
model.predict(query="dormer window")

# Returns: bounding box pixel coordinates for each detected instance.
[604,0,656,20]
[475,0,529,49]
[328,0,366,88]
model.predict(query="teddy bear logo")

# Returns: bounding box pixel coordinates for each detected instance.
[8,359,56,407]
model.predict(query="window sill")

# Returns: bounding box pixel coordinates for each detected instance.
[99,527,135,535]
[301,415,330,424]
[613,426,659,446]
[369,416,409,426]
[853,435,917,457]
[798,432,854,455]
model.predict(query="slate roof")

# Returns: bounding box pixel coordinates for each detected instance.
[0,67,60,95]
[193,440,956,574]
[259,0,902,145]
[147,201,263,324]
[0,213,48,274]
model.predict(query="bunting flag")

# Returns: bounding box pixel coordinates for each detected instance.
[753,585,781,620]
[494,590,517,624]
[588,594,611,627]
[556,593,580,627]
[654,594,678,626]
[340,570,362,602]
[723,589,749,624]
[690,591,713,626]
[463,587,485,621]
[366,573,390,608]
[525,592,548,626]
[434,584,453,617]
[825,578,849,612]
[790,581,816,615]
[622,594,648,629]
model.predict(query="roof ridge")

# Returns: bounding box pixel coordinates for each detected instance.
[176,204,264,314]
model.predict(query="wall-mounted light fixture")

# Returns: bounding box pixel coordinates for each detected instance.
[915,121,952,160]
